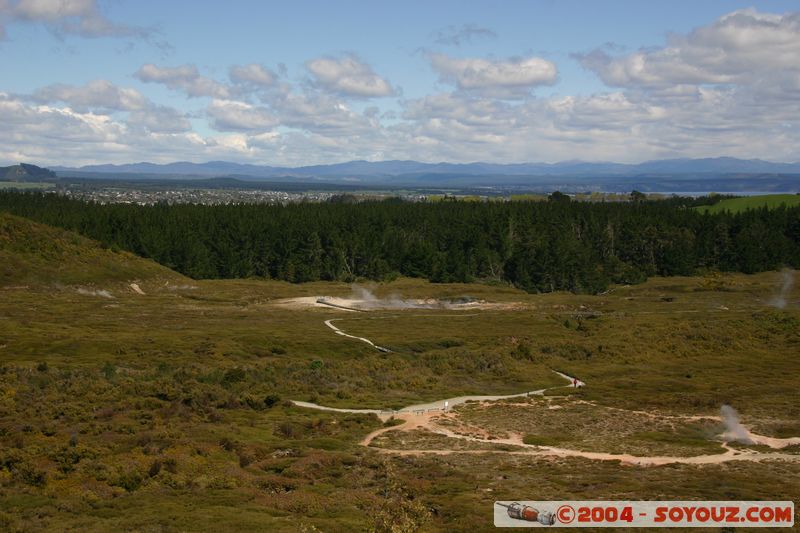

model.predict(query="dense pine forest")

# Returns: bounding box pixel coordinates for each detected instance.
[2,191,799,293]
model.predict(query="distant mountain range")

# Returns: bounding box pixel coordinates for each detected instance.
[0,157,789,193]
[52,157,800,180]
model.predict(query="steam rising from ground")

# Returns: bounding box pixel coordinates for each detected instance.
[278,286,510,312]
[720,405,754,444]
[769,269,795,309]
[76,288,114,298]
[349,285,442,309]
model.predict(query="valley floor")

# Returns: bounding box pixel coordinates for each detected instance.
[1,269,799,531]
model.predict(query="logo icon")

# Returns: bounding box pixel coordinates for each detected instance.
[556,504,576,524]
[496,502,556,525]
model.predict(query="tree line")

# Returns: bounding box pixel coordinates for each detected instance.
[1,191,798,293]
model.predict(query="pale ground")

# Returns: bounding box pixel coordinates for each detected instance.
[272,295,522,311]
[129,282,145,295]
[276,294,528,352]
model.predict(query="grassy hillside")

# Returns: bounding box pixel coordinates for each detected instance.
[0,213,181,286]
[696,193,800,214]
[0,164,56,182]
[0,216,798,531]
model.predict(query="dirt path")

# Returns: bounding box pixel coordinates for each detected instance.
[364,415,800,466]
[323,319,392,352]
[294,370,580,419]
[737,433,800,449]
[368,445,800,465]
[292,400,385,416]
[293,371,800,466]
[553,370,585,387]
[322,311,483,352]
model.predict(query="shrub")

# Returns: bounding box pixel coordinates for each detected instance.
[438,339,463,348]
[148,460,162,478]
[241,394,264,410]
[222,368,246,386]
[511,342,533,361]
[12,462,47,487]
[238,452,254,468]
[52,445,94,474]
[264,394,281,408]
[113,470,143,492]
[101,362,116,379]
[162,457,178,473]
[275,422,299,439]
[256,475,296,494]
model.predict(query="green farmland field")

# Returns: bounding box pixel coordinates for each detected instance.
[696,193,800,214]
[0,181,53,190]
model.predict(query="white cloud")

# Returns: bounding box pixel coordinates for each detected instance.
[32,79,148,111]
[429,53,558,97]
[1,0,151,39]
[306,55,395,97]
[562,8,800,162]
[207,99,278,132]
[266,90,378,135]
[546,92,666,131]
[0,91,124,147]
[229,63,276,88]
[0,92,259,165]
[577,9,800,90]
[12,0,97,20]
[135,64,231,99]
[28,80,190,133]
[396,81,800,163]
[402,92,513,128]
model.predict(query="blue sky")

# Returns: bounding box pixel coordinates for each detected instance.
[1,1,799,166]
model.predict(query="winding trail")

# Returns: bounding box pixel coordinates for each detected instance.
[294,370,581,417]
[360,415,800,466]
[323,319,392,352]
[299,308,799,466]
[361,444,800,466]
[292,370,799,466]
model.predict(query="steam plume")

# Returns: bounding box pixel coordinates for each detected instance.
[769,269,795,309]
[350,284,439,309]
[720,405,754,444]
[76,288,114,298]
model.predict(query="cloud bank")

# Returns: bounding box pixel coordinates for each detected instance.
[2,8,800,166]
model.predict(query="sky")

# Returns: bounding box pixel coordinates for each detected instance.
[1,0,799,166]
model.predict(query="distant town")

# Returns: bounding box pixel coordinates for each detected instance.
[61,186,338,205]
[7,182,655,205]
